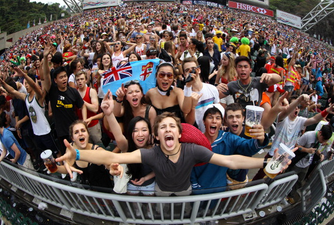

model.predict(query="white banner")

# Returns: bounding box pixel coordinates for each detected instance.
[83,0,120,10]
[276,9,301,29]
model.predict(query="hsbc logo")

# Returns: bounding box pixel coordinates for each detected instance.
[229,1,274,17]
[257,8,267,14]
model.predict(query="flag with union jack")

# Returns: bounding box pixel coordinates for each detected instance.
[102,63,133,86]
[102,59,160,95]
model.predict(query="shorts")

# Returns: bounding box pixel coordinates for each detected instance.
[284,85,294,92]
[302,78,310,85]
[127,181,155,195]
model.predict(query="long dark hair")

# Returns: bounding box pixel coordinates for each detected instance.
[123,82,147,131]
[197,56,210,83]
[126,116,152,179]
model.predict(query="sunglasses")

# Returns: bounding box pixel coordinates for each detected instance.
[124,79,140,87]
[158,72,174,79]
[136,37,142,39]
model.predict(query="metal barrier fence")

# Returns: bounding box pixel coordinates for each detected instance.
[300,159,334,214]
[0,159,333,224]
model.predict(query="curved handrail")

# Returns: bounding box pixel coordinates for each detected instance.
[0,159,334,224]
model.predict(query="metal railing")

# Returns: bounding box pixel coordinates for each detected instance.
[0,159,334,224]
[300,159,334,214]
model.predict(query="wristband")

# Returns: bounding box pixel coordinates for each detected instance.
[184,85,192,97]
[75,149,80,160]
[321,109,329,117]
[115,98,123,103]
[263,159,268,168]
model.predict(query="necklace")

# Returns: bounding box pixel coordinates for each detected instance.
[237,78,253,94]
[165,144,181,162]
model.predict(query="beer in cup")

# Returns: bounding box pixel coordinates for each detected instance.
[245,105,264,137]
[264,143,295,179]
[40,150,58,173]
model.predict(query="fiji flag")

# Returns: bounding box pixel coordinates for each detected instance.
[102,58,160,95]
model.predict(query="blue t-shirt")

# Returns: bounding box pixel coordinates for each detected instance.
[0,128,27,165]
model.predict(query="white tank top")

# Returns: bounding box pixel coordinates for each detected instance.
[112,52,126,67]
[25,95,51,136]
[135,44,145,56]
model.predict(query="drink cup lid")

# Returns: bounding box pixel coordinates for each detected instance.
[279,143,296,158]
[245,105,264,112]
[40,150,53,159]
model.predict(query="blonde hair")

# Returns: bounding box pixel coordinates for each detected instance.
[217,52,237,83]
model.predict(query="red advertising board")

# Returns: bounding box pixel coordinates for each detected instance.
[228,1,274,17]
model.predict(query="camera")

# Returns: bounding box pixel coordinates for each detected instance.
[185,68,196,83]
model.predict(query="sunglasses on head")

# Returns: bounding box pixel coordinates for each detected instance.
[158,71,174,79]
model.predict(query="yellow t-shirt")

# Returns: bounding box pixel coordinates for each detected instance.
[212,36,223,52]
[237,44,250,57]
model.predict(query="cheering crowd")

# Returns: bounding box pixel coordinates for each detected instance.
[0,2,334,208]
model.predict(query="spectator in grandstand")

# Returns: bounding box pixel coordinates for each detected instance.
[75,70,102,145]
[0,111,34,170]
[114,80,156,133]
[179,38,204,61]
[42,43,87,155]
[68,59,83,88]
[253,94,334,180]
[218,56,281,108]
[191,105,267,192]
[145,62,192,122]
[287,124,332,203]
[181,57,219,132]
[0,67,58,162]
[51,120,113,188]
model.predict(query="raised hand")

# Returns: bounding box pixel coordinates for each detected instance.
[115,83,126,102]
[101,90,114,116]
[191,92,203,108]
[55,139,77,178]
[13,67,25,77]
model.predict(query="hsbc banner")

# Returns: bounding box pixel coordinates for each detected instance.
[228,1,274,17]
[276,9,301,29]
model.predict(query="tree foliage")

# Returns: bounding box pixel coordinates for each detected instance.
[0,0,70,34]
[270,0,334,43]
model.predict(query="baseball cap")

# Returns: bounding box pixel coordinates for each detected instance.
[52,42,58,48]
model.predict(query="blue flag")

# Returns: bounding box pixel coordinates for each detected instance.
[102,59,160,96]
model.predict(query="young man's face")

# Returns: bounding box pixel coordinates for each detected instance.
[156,117,181,152]
[54,71,68,90]
[75,74,86,89]
[236,61,252,81]
[225,110,244,135]
[204,112,222,137]
[183,61,199,82]
[180,37,187,45]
